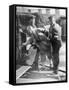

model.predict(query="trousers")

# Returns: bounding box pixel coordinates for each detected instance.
[51,39,61,71]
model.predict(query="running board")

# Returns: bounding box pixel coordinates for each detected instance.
[16,66,31,80]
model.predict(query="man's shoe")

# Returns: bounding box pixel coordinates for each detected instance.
[53,70,58,74]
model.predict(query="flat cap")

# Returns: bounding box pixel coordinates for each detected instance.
[48,15,55,20]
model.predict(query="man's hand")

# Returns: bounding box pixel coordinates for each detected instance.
[22,43,26,46]
[19,43,26,50]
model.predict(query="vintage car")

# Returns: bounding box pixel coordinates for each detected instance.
[16,13,37,67]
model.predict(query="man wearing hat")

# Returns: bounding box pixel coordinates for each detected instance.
[48,15,62,74]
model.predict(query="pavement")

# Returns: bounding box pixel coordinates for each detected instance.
[59,42,66,71]
[16,67,66,83]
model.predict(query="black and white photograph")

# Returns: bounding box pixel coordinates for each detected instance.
[16,5,67,84]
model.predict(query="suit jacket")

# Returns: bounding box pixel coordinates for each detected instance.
[44,23,62,41]
[52,24,61,41]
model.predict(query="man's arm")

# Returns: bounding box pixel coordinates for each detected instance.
[53,24,62,41]
[22,37,33,46]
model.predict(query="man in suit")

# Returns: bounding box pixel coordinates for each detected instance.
[48,15,62,74]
